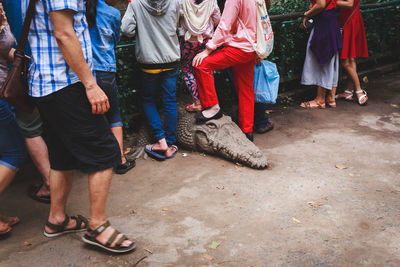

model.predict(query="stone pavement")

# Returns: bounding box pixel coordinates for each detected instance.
[0,71,399,266]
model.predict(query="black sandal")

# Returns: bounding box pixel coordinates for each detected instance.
[115,157,136,175]
[82,220,136,253]
[44,215,88,238]
[28,183,51,204]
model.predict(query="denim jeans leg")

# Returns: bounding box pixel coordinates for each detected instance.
[254,102,270,129]
[140,72,166,141]
[160,69,178,145]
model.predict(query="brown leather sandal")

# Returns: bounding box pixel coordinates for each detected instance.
[82,220,136,253]
[0,221,11,235]
[0,215,20,227]
[300,100,326,109]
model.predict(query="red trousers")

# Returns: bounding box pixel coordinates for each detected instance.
[194,46,257,133]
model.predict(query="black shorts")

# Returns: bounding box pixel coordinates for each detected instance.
[34,82,121,173]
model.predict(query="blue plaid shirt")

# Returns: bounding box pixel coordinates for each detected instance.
[23,0,93,97]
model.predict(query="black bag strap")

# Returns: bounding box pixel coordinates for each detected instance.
[17,0,37,51]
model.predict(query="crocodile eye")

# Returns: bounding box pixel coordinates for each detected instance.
[206,122,217,129]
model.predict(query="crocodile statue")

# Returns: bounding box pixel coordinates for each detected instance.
[130,111,268,169]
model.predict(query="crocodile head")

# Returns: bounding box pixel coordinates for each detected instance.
[177,113,268,169]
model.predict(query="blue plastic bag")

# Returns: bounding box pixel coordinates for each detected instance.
[253,60,280,104]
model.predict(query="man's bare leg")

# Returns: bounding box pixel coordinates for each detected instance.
[44,170,83,233]
[88,168,133,247]
[111,127,126,164]
[26,136,51,197]
[0,165,16,196]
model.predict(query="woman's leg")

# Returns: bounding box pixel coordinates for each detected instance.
[300,86,327,108]
[181,41,201,103]
[0,102,26,231]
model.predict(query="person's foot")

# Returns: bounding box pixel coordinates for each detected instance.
[355,89,368,105]
[165,145,178,159]
[300,99,326,109]
[0,215,20,227]
[82,220,135,253]
[254,121,274,134]
[144,142,168,160]
[185,102,202,112]
[326,97,336,108]
[28,183,51,204]
[336,90,354,101]
[195,108,223,123]
[36,183,50,199]
[0,221,11,235]
[44,215,87,237]
[115,157,135,175]
[245,132,254,142]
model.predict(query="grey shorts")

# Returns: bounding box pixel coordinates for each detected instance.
[14,106,43,138]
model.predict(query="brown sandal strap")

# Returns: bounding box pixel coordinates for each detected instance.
[45,215,70,232]
[115,234,128,247]
[87,220,110,237]
[106,229,121,247]
[71,215,88,231]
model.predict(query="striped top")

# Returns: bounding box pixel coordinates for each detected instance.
[23,0,93,97]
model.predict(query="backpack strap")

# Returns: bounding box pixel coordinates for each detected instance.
[238,18,257,52]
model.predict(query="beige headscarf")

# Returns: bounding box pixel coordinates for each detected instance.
[181,0,215,42]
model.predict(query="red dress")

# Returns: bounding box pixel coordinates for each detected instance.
[339,0,368,59]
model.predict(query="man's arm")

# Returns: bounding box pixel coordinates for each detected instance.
[121,3,137,37]
[336,0,354,8]
[50,9,109,115]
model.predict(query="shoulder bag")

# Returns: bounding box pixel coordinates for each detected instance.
[0,0,36,113]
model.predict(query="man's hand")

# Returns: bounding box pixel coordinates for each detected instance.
[193,48,212,67]
[85,84,110,114]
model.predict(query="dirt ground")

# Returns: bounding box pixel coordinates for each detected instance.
[0,71,399,266]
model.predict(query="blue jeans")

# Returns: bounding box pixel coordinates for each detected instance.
[0,100,27,170]
[96,71,123,128]
[140,69,178,145]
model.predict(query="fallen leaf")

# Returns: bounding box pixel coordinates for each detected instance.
[210,241,221,249]
[307,201,319,210]
[292,217,301,224]
[234,165,242,171]
[144,248,153,254]
[23,241,31,246]
[203,254,214,260]
[200,153,206,157]
[362,76,368,83]
[182,153,188,157]
[162,208,168,211]
[349,173,354,177]
[235,162,243,167]
[335,165,347,170]
[390,104,399,108]
[322,237,329,242]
